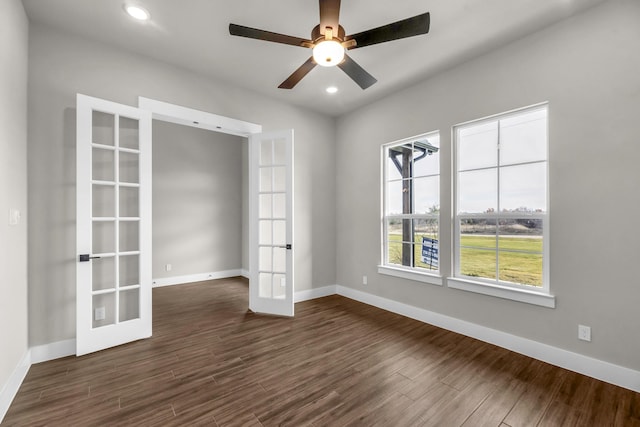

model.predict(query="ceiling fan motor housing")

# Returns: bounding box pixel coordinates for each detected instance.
[311,24,346,43]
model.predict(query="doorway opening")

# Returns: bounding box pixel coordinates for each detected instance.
[150,120,249,289]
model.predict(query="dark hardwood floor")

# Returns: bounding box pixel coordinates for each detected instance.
[3,277,639,426]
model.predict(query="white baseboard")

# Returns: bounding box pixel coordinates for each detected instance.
[335,285,640,393]
[241,269,249,279]
[0,350,31,423]
[30,339,76,364]
[295,285,337,303]
[152,269,244,287]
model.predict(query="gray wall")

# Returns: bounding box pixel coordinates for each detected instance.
[0,0,29,393]
[152,120,244,279]
[336,0,640,371]
[27,23,337,346]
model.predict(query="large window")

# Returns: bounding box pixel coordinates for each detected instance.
[453,104,548,292]
[381,132,440,280]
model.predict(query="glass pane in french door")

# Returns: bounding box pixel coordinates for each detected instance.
[119,255,139,287]
[92,292,116,328]
[92,256,115,292]
[92,221,115,254]
[92,184,115,217]
[92,148,115,181]
[119,186,139,217]
[119,151,139,184]
[92,111,115,146]
[90,113,142,329]
[258,136,288,300]
[273,273,286,299]
[119,116,139,150]
[119,289,140,322]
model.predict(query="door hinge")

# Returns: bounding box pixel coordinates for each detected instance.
[286,244,292,250]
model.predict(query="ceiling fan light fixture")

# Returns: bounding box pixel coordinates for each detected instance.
[312,40,345,67]
[124,4,150,21]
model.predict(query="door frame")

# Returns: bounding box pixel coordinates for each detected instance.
[137,97,263,283]
[138,98,262,137]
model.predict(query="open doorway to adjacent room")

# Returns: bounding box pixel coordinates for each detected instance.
[150,120,249,289]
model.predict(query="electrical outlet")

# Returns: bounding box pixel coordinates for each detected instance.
[363,275,368,285]
[578,324,591,342]
[8,209,20,226]
[165,263,172,272]
[95,307,106,321]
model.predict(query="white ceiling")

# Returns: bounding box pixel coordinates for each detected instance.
[22,0,606,116]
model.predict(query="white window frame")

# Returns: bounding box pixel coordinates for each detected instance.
[449,103,555,308]
[379,132,442,286]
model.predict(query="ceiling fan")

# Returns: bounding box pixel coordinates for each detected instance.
[229,0,430,90]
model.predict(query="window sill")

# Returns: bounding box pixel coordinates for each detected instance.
[447,277,555,308]
[378,265,443,286]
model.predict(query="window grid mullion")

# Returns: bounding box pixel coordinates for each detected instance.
[495,119,501,283]
[458,159,546,173]
[387,214,439,220]
[458,213,546,220]
[461,245,543,256]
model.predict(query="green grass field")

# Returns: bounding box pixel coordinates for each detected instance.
[388,234,543,286]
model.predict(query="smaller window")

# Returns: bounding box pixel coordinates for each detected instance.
[381,132,440,277]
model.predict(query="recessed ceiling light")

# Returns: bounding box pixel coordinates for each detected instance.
[124,5,150,21]
[326,86,338,94]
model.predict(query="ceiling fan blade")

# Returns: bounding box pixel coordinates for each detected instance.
[338,54,377,90]
[319,0,341,36]
[345,12,430,49]
[278,57,317,89]
[229,23,311,47]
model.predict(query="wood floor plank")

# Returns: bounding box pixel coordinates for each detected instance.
[395,380,460,424]
[172,376,266,424]
[312,374,411,426]
[615,387,640,425]
[267,390,343,427]
[3,277,639,426]
[344,392,414,426]
[100,402,177,426]
[421,379,494,427]
[537,399,585,426]
[502,361,567,427]
[461,377,527,427]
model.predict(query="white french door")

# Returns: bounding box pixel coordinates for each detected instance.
[249,130,294,317]
[76,94,152,356]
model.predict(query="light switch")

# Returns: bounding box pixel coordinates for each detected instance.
[9,209,20,226]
